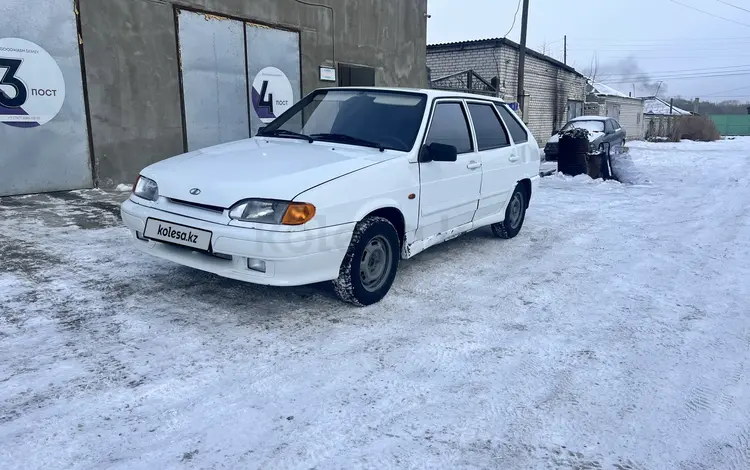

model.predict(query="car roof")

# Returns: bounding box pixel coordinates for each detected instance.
[314,86,507,103]
[569,116,611,122]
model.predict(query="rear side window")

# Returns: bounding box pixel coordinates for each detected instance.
[495,104,529,143]
[425,102,473,154]
[467,103,510,151]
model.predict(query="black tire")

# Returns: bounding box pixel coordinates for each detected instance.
[491,184,527,239]
[332,216,400,306]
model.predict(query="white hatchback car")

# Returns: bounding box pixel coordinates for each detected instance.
[120,87,541,305]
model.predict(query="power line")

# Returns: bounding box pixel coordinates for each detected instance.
[598,64,750,78]
[714,0,750,14]
[702,84,750,97]
[503,0,522,38]
[666,0,750,28]
[605,71,750,82]
[566,36,750,42]
[585,54,750,59]
[566,36,750,44]
[571,45,750,51]
[608,70,750,79]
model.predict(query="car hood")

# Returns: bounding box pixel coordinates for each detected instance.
[547,131,605,144]
[141,137,397,208]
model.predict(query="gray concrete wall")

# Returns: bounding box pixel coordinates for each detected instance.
[426,42,587,146]
[79,0,428,187]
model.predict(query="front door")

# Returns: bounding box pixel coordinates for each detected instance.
[417,100,482,240]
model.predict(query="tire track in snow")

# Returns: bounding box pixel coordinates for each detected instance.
[685,383,714,418]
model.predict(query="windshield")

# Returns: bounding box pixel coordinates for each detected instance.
[562,120,605,133]
[258,89,428,152]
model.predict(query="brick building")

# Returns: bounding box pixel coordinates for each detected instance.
[426,38,587,146]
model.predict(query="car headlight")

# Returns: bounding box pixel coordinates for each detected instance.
[229,199,316,225]
[133,175,159,201]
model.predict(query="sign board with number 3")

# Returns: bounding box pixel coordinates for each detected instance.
[0,37,66,128]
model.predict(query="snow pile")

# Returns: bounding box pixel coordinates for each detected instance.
[610,150,649,185]
[115,184,133,192]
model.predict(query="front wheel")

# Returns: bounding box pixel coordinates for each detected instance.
[491,184,527,239]
[333,216,400,306]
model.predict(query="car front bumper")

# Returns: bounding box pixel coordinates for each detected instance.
[120,198,354,286]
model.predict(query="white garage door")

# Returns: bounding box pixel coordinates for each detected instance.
[177,10,250,152]
[0,0,92,196]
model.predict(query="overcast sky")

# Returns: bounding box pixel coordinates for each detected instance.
[426,0,750,102]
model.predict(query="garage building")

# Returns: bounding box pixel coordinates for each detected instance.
[0,0,428,196]
[426,38,588,146]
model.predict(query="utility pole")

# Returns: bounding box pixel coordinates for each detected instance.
[517,0,530,115]
[563,35,567,65]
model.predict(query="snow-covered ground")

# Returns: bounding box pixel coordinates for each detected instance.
[2,138,750,469]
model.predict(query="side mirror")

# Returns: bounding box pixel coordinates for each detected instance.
[257,126,266,134]
[420,142,458,163]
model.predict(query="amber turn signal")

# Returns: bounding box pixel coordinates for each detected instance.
[281,202,316,225]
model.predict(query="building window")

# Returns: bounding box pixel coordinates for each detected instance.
[338,63,376,87]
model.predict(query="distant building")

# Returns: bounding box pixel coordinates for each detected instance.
[426,38,587,145]
[642,97,692,139]
[643,97,692,116]
[584,81,645,141]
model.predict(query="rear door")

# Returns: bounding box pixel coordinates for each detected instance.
[612,118,626,142]
[604,119,620,151]
[465,100,516,221]
[496,102,536,182]
[417,100,482,240]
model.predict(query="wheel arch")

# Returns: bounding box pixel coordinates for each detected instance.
[518,178,532,203]
[362,206,406,248]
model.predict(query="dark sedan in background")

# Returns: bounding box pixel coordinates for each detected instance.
[544,116,627,161]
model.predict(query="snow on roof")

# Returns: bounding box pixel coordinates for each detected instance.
[570,116,609,122]
[643,97,692,116]
[588,81,630,98]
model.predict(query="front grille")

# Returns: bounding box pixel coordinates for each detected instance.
[168,198,225,213]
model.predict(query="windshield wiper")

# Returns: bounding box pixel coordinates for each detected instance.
[260,129,314,143]
[311,133,385,152]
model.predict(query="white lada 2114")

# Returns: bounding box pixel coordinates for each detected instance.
[121,87,541,306]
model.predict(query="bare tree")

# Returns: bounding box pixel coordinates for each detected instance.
[583,52,600,82]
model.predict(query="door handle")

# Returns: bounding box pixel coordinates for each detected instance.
[508,154,520,162]
[467,161,482,170]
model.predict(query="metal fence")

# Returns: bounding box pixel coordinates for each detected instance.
[710,115,750,137]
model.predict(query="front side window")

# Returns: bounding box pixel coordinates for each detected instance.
[424,102,474,154]
[468,103,509,151]
[259,89,428,152]
[495,104,529,143]
[605,120,615,133]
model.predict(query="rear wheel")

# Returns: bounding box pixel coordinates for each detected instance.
[491,184,527,239]
[333,216,400,306]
